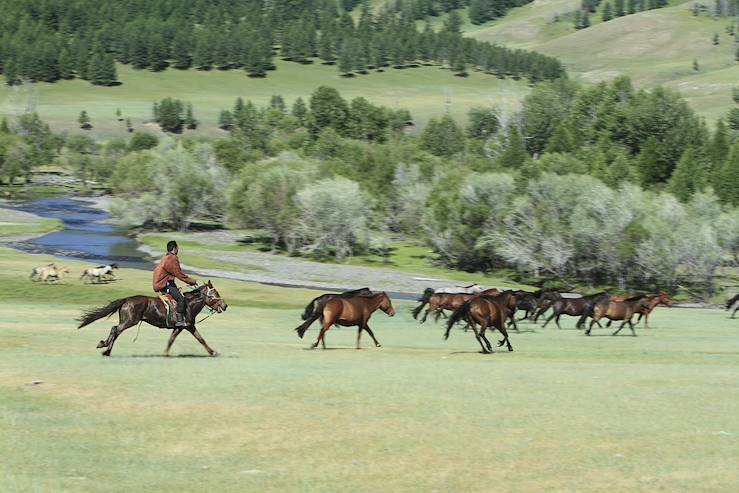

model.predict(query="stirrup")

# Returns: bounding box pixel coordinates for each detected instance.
[175,314,188,327]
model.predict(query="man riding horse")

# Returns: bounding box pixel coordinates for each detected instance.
[153,240,198,327]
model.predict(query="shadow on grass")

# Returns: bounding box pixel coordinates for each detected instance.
[129,353,236,358]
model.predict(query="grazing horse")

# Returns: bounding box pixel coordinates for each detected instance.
[726,293,739,318]
[606,292,673,328]
[80,263,119,283]
[301,287,372,321]
[540,291,608,329]
[295,292,395,349]
[586,295,648,336]
[30,264,70,282]
[444,291,516,353]
[77,281,227,356]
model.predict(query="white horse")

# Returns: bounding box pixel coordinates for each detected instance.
[434,283,485,294]
[30,264,70,282]
[80,263,119,283]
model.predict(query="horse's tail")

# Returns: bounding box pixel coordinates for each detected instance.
[295,306,323,339]
[77,298,127,328]
[301,296,319,321]
[445,300,472,339]
[412,289,433,319]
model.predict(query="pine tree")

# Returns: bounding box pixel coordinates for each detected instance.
[498,125,528,168]
[291,97,307,124]
[615,0,626,16]
[319,32,336,64]
[716,145,739,205]
[100,54,118,86]
[628,0,637,14]
[574,10,583,29]
[582,12,591,28]
[545,123,576,153]
[58,49,75,79]
[338,41,354,76]
[171,30,193,69]
[0,117,10,133]
[713,33,720,45]
[148,34,168,71]
[4,59,19,85]
[420,114,465,157]
[270,95,286,111]
[710,119,730,169]
[185,103,197,129]
[667,147,702,201]
[602,2,613,21]
[693,59,700,71]
[727,108,739,131]
[126,117,133,133]
[78,110,92,130]
[218,110,233,130]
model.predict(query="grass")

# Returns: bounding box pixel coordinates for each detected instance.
[0,217,63,236]
[465,0,739,123]
[1,246,738,492]
[0,59,530,138]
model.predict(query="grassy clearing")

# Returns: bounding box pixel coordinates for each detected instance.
[1,247,739,492]
[0,59,530,138]
[467,0,739,122]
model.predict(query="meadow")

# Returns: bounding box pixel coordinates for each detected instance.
[1,246,738,492]
[0,60,529,138]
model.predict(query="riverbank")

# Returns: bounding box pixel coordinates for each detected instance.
[0,205,64,243]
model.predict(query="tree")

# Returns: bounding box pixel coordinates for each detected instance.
[713,33,720,45]
[153,97,186,133]
[583,12,591,28]
[78,111,92,130]
[615,0,626,16]
[498,125,528,169]
[693,58,700,71]
[185,103,198,130]
[308,86,349,137]
[602,1,613,21]
[58,49,75,80]
[728,108,739,131]
[218,110,234,130]
[467,107,500,139]
[716,145,739,205]
[420,114,465,157]
[291,97,308,125]
[667,147,703,201]
[128,131,158,151]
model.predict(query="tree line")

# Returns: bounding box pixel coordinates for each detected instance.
[0,0,565,85]
[2,79,739,295]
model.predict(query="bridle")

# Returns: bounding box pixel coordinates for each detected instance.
[196,285,225,323]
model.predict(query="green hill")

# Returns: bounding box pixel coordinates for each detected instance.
[466,0,739,122]
[0,60,530,138]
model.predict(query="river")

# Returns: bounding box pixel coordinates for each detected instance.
[10,197,152,269]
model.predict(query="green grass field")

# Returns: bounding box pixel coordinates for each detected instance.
[2,246,739,492]
[0,60,529,138]
[466,0,739,122]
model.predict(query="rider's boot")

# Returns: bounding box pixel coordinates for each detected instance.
[175,312,188,327]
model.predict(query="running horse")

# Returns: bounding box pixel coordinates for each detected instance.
[605,292,673,328]
[726,293,739,318]
[80,263,119,283]
[413,288,500,323]
[538,291,609,330]
[586,295,648,336]
[77,281,227,356]
[444,291,516,353]
[295,292,395,349]
[300,287,372,321]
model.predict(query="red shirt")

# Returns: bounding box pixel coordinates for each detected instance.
[152,252,195,292]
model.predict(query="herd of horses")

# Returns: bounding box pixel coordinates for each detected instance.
[76,275,739,356]
[296,284,676,354]
[31,263,118,283]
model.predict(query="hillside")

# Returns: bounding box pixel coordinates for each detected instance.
[0,60,529,138]
[466,0,739,122]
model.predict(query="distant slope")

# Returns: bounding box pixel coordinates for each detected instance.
[0,60,530,137]
[467,0,739,121]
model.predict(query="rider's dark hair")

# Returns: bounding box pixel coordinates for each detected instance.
[166,240,178,252]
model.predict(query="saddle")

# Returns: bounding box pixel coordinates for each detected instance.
[158,294,177,327]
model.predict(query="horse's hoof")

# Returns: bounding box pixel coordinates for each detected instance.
[96,340,107,348]
[210,351,219,357]
[375,343,382,348]
[101,351,111,357]
[508,347,514,352]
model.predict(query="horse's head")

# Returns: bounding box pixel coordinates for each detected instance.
[59,267,70,274]
[379,292,395,317]
[201,280,228,313]
[110,263,119,270]
[469,284,484,293]
[657,292,673,307]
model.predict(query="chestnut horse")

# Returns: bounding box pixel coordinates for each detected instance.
[295,292,395,349]
[605,292,673,328]
[413,288,499,323]
[444,291,516,353]
[77,281,227,356]
[586,295,648,336]
[301,287,372,321]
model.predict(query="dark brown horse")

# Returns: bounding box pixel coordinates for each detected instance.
[295,292,395,349]
[726,293,739,318]
[539,291,608,329]
[586,295,648,336]
[77,281,227,356]
[444,291,516,353]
